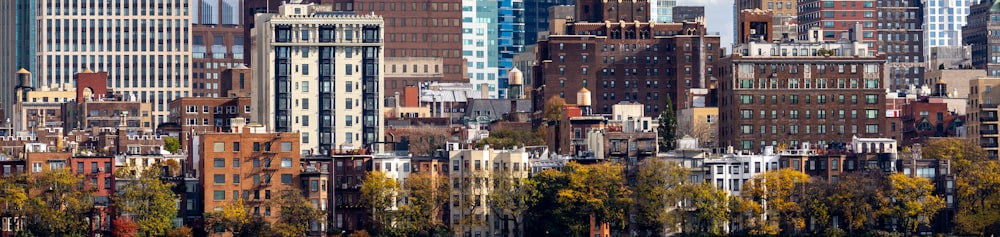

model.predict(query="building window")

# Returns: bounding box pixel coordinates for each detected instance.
[282,174,293,184]
[281,158,293,168]
[214,158,225,168]
[214,191,225,201]
[214,174,225,184]
[213,142,225,152]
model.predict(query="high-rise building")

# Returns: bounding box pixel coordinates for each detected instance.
[719,36,888,151]
[498,0,525,98]
[651,0,676,23]
[923,0,972,63]
[463,0,501,98]
[672,6,705,23]
[322,0,466,98]
[798,0,924,91]
[523,0,575,46]
[252,3,385,154]
[964,0,1000,76]
[191,0,248,98]
[0,0,38,120]
[533,0,722,118]
[27,0,192,127]
[968,77,1000,159]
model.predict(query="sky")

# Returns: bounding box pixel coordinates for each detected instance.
[677,0,734,49]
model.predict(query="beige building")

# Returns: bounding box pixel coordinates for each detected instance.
[926,69,985,99]
[967,77,1000,159]
[678,107,719,149]
[448,146,532,237]
[13,81,76,132]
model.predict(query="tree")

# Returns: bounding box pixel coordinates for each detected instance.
[922,138,987,173]
[657,96,677,151]
[954,161,1000,235]
[113,166,178,236]
[740,169,812,235]
[271,189,324,237]
[111,218,138,237]
[632,159,687,236]
[400,171,450,235]
[164,137,181,154]
[162,159,182,177]
[524,169,577,236]
[677,119,715,149]
[0,173,29,233]
[828,171,890,234]
[453,169,490,236]
[164,226,194,237]
[557,162,632,235]
[359,170,399,235]
[404,126,453,156]
[487,169,538,237]
[204,199,267,236]
[23,169,93,237]
[476,129,545,149]
[542,96,566,121]
[883,173,945,233]
[684,183,730,235]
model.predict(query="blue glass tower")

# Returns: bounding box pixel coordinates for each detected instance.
[498,0,524,98]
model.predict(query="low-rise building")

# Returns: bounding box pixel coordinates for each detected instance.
[447,146,533,237]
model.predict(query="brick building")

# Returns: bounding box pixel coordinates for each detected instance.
[967,77,1000,159]
[330,149,371,232]
[195,124,301,226]
[719,37,888,152]
[532,0,721,118]
[900,97,964,146]
[168,96,253,136]
[964,0,1000,76]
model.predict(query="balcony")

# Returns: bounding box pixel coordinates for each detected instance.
[982,115,999,122]
[982,143,999,148]
[981,129,998,135]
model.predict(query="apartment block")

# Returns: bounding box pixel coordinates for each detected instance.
[734,0,797,43]
[719,37,888,152]
[252,3,385,154]
[533,0,721,118]
[964,0,1000,76]
[168,97,253,135]
[195,125,301,224]
[967,77,1000,159]
[447,147,532,237]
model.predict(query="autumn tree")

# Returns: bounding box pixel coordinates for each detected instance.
[404,126,453,156]
[453,169,490,236]
[487,168,538,237]
[476,129,545,149]
[400,171,451,235]
[557,162,632,236]
[683,183,730,235]
[954,161,1000,235]
[883,173,945,233]
[23,169,94,237]
[164,226,194,237]
[113,166,177,236]
[359,170,399,235]
[542,96,566,121]
[632,159,687,236]
[740,169,812,235]
[270,189,324,237]
[922,138,987,173]
[111,218,138,237]
[523,169,577,236]
[657,96,677,151]
[828,171,890,234]
[0,173,28,235]
[204,199,267,236]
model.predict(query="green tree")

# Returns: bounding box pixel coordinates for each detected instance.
[741,169,812,235]
[524,169,577,236]
[657,96,677,151]
[476,129,545,149]
[557,162,632,235]
[684,183,730,235]
[359,170,399,235]
[633,159,687,236]
[164,137,181,154]
[883,173,945,233]
[487,169,538,237]
[922,138,987,173]
[113,166,178,236]
[271,189,324,237]
[24,169,93,237]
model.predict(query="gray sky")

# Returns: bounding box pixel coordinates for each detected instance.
[677,0,734,50]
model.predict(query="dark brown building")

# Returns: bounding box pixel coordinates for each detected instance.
[330,150,371,232]
[719,41,888,152]
[167,96,253,145]
[192,25,247,98]
[533,0,721,118]
[323,0,466,97]
[220,66,253,98]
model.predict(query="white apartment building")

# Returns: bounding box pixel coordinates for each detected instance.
[922,0,972,63]
[371,154,412,210]
[704,147,781,197]
[34,0,192,126]
[462,0,500,98]
[252,3,385,155]
[448,146,531,237]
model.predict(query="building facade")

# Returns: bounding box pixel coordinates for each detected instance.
[533,0,721,118]
[498,0,525,98]
[464,0,501,98]
[523,0,575,46]
[672,6,704,23]
[31,0,192,126]
[651,0,676,23]
[735,0,797,43]
[719,40,889,151]
[923,0,972,63]
[252,3,385,154]
[447,147,531,237]
[967,77,1000,159]
[964,0,1000,76]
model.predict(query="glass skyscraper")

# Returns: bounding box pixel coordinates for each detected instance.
[498,0,525,98]
[923,0,972,61]
[651,0,677,23]
[463,0,500,98]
